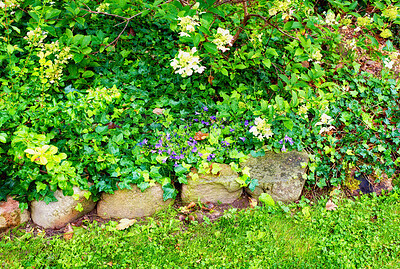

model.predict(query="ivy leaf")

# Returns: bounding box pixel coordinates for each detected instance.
[162,183,177,201]
[248,178,258,192]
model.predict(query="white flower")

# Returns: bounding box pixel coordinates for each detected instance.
[324,11,338,25]
[170,47,205,77]
[212,28,233,52]
[178,16,199,36]
[250,117,274,140]
[384,58,394,69]
[315,113,333,126]
[319,126,335,134]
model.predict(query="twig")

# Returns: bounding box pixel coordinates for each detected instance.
[81,1,173,51]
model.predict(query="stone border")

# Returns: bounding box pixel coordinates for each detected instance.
[1,151,309,230]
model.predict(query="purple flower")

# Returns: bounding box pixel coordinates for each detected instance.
[201,120,210,125]
[210,115,216,120]
[158,149,162,154]
[198,152,203,157]
[221,141,230,147]
[279,139,283,145]
[162,158,167,163]
[207,153,215,161]
[138,139,148,146]
[155,139,163,149]
[230,128,235,133]
[174,162,179,167]
[244,120,249,126]
[192,147,198,153]
[194,119,199,122]
[239,137,246,142]
[281,144,287,152]
[195,111,201,115]
[284,135,294,146]
[188,140,197,147]
[203,106,208,112]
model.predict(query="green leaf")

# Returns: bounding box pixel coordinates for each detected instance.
[28,11,40,22]
[283,119,294,130]
[193,33,201,47]
[81,36,92,47]
[203,42,218,54]
[248,178,258,192]
[162,183,177,201]
[74,54,84,63]
[250,150,265,157]
[82,71,94,78]
[221,68,228,76]
[137,181,149,192]
[174,164,188,176]
[95,125,108,134]
[259,193,275,206]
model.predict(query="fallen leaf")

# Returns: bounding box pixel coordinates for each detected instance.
[194,131,209,141]
[116,218,136,230]
[326,200,338,211]
[249,197,258,208]
[63,224,74,241]
[152,108,164,115]
[107,261,113,266]
[187,202,196,209]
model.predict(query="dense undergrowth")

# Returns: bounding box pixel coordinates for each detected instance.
[1,191,400,268]
[0,0,400,208]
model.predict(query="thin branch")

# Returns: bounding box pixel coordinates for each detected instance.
[81,1,173,51]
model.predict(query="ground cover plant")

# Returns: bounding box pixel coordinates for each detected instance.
[1,0,400,209]
[1,190,400,268]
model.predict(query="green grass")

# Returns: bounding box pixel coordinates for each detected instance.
[1,191,400,268]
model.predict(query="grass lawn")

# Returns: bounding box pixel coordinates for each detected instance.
[1,191,400,268]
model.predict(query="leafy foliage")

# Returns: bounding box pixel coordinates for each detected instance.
[0,0,400,206]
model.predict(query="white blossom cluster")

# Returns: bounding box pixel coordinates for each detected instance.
[315,113,335,134]
[170,47,205,77]
[212,27,233,52]
[37,41,73,83]
[384,58,394,69]
[178,15,200,37]
[96,2,110,12]
[249,117,274,140]
[268,0,291,17]
[24,27,48,46]
[324,11,338,25]
[0,0,19,9]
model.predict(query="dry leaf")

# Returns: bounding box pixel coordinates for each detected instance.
[187,202,196,209]
[325,200,338,211]
[63,224,74,241]
[208,75,214,85]
[107,261,113,266]
[152,108,164,115]
[116,218,136,230]
[301,61,310,68]
[249,197,258,208]
[194,131,209,141]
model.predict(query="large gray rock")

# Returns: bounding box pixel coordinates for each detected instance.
[0,197,30,232]
[181,163,242,204]
[31,187,95,229]
[97,184,173,219]
[244,151,309,202]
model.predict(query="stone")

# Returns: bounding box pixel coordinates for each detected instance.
[97,184,173,219]
[0,197,30,232]
[30,187,95,229]
[243,151,309,202]
[181,163,242,204]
